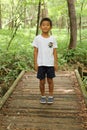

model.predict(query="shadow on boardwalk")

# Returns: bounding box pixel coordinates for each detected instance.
[0,71,87,130]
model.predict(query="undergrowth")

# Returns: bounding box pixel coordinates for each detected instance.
[0,28,87,96]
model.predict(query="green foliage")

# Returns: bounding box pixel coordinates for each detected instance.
[59,41,87,66]
[0,29,34,96]
[53,28,87,69]
[63,49,76,63]
[0,27,87,96]
[83,77,87,91]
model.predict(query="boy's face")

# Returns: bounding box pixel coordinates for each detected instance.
[40,21,52,33]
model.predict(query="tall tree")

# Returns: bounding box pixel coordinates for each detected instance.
[10,0,15,28]
[23,0,27,28]
[41,1,48,18]
[67,0,77,49]
[36,0,41,35]
[0,0,2,29]
[79,0,85,43]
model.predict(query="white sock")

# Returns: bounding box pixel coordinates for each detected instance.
[48,96,53,98]
[41,96,46,98]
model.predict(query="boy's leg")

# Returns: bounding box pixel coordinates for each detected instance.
[47,78,54,104]
[39,79,45,96]
[37,66,46,94]
[37,66,47,103]
[39,79,46,104]
[47,78,54,96]
[46,67,55,96]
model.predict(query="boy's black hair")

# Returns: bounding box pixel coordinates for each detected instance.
[40,17,52,27]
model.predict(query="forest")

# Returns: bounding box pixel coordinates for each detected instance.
[0,0,87,97]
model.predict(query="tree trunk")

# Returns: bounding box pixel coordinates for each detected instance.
[41,1,48,18]
[9,0,15,29]
[36,0,41,36]
[67,0,77,49]
[79,0,85,44]
[24,2,27,28]
[0,0,2,29]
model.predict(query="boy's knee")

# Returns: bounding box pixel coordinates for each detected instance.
[47,78,53,84]
[40,79,45,86]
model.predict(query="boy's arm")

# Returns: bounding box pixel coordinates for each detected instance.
[53,48,58,71]
[34,47,38,71]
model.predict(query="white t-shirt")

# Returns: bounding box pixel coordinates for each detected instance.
[32,35,57,66]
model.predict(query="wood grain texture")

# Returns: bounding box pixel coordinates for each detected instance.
[0,71,87,130]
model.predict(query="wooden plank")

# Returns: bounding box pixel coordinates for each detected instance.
[0,71,25,109]
[0,116,84,130]
[0,71,87,130]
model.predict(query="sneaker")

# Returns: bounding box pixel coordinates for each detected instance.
[47,97,54,104]
[40,96,46,104]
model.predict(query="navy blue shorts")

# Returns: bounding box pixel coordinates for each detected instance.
[37,66,55,80]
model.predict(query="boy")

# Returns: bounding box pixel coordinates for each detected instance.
[32,17,58,104]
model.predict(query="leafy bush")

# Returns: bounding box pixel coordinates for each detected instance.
[0,29,34,96]
[61,46,87,66]
[0,28,87,96]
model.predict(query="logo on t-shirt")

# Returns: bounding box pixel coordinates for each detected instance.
[48,42,53,48]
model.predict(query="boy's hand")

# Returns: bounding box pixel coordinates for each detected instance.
[34,47,38,71]
[34,63,38,72]
[53,48,58,71]
[54,63,58,71]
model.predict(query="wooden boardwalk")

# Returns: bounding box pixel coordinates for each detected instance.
[0,71,87,130]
